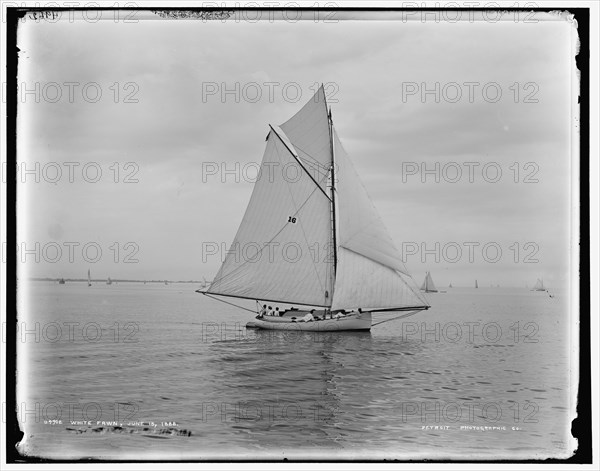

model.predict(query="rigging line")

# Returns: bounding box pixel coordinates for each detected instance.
[328,107,338,280]
[292,143,330,173]
[296,157,329,184]
[201,292,258,313]
[371,309,424,326]
[395,273,430,307]
[339,245,408,275]
[269,125,331,202]
[296,152,329,176]
[276,141,329,296]
[203,290,330,308]
[208,165,327,288]
[396,270,430,306]
[285,139,329,169]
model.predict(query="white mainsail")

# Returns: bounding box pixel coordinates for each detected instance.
[207,133,334,306]
[207,85,428,313]
[207,88,334,307]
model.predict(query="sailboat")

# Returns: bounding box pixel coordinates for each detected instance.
[198,277,210,291]
[106,277,112,285]
[531,278,546,291]
[420,272,438,293]
[448,283,452,288]
[199,85,429,331]
[87,269,92,287]
[475,279,478,289]
[58,278,65,284]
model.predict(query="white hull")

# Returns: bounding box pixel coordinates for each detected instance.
[247,312,372,331]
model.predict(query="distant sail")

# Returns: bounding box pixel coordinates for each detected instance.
[87,269,91,287]
[531,278,545,291]
[475,279,478,289]
[420,272,438,293]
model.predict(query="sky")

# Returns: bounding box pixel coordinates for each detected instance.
[14,9,578,288]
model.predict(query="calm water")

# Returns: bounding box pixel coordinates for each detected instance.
[16,281,575,460]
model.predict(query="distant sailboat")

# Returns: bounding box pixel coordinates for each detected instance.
[58,278,65,284]
[448,283,453,288]
[87,269,91,287]
[198,277,210,291]
[475,279,478,289]
[420,272,438,293]
[199,85,429,331]
[531,278,546,292]
[106,277,112,285]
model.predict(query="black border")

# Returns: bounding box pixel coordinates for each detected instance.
[4,6,592,464]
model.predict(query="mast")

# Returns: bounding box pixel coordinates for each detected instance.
[325,87,338,301]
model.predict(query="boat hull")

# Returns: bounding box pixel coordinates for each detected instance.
[246,312,372,331]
